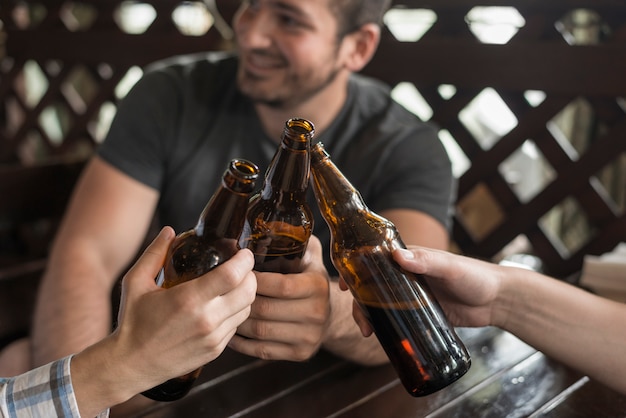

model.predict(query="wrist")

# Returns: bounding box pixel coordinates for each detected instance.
[321,280,388,365]
[491,264,537,331]
[489,264,513,330]
[71,334,138,416]
[320,280,346,345]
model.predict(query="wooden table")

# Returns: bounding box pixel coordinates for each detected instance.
[121,327,626,418]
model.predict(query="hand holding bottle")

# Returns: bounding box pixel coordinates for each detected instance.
[71,227,257,416]
[344,246,500,338]
[228,235,332,361]
[392,246,500,328]
[114,228,257,380]
[386,245,626,396]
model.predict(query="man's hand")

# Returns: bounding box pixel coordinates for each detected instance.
[343,246,502,338]
[228,236,331,361]
[72,226,258,416]
[112,227,259,380]
[391,246,500,328]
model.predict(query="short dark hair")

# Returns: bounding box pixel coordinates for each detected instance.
[330,0,392,37]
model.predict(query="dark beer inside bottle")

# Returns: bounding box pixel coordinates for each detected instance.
[158,236,239,288]
[362,303,469,396]
[242,230,308,273]
[337,245,470,396]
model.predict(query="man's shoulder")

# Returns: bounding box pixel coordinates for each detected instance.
[145,51,236,71]
[141,51,238,85]
[126,51,239,106]
[349,73,391,103]
[348,73,436,133]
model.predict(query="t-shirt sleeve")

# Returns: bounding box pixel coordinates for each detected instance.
[97,68,182,190]
[328,75,456,232]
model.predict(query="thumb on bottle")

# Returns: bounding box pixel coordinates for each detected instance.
[123,226,175,292]
[393,247,428,275]
[396,248,415,260]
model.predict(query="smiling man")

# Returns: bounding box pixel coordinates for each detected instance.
[1,0,454,385]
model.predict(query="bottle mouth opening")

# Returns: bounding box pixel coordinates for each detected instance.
[286,117,315,136]
[230,159,260,180]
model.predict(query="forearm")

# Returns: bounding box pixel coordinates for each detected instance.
[32,157,159,368]
[32,247,116,367]
[321,281,388,366]
[495,266,626,394]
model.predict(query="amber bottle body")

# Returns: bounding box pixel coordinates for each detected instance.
[239,118,314,273]
[310,142,471,397]
[142,159,259,402]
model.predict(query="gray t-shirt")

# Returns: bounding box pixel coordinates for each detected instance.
[98,52,455,274]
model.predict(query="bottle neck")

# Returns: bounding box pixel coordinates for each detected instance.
[197,159,258,239]
[310,145,369,221]
[262,136,310,196]
[311,143,396,246]
[196,186,249,239]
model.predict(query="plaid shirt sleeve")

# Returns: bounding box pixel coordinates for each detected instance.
[0,355,109,418]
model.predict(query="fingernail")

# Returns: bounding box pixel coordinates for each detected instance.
[160,226,175,239]
[398,248,414,260]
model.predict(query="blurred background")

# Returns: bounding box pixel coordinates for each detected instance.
[1,0,625,281]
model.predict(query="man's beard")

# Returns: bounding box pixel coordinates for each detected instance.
[237,63,342,109]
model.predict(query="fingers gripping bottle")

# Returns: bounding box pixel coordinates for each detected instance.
[239,118,314,273]
[309,142,471,397]
[142,159,259,402]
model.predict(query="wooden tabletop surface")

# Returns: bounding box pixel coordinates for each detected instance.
[119,327,626,418]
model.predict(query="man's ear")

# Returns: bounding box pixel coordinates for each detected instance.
[341,23,381,72]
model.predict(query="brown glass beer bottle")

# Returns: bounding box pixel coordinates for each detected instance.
[239,118,314,273]
[142,158,259,402]
[309,142,471,397]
